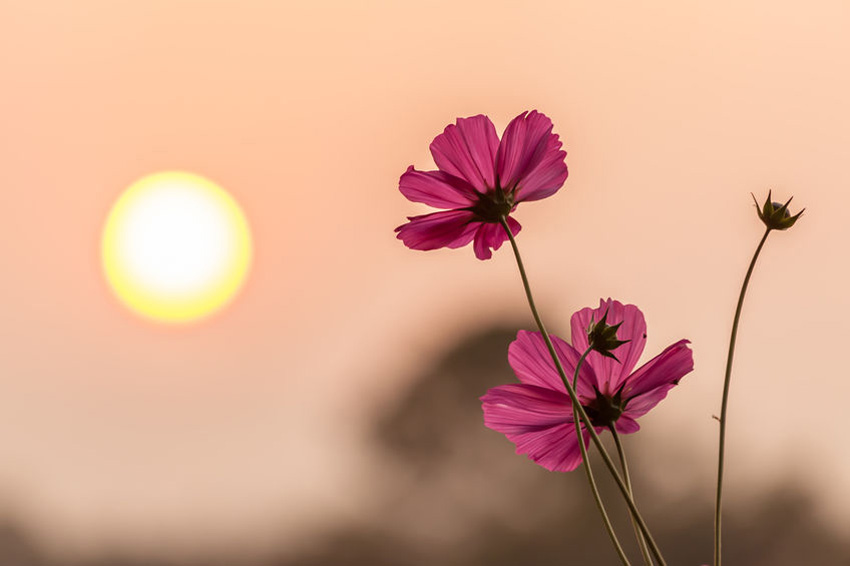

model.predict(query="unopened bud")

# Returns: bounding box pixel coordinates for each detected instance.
[586,311,630,362]
[752,190,804,231]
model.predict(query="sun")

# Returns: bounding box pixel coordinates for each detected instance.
[102,171,252,324]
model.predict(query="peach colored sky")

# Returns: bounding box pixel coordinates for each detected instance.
[1,0,849,559]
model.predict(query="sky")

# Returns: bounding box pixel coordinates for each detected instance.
[1,0,849,560]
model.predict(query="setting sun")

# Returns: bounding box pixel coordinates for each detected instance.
[102,171,252,323]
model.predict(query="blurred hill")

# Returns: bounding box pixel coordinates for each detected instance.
[2,326,848,565]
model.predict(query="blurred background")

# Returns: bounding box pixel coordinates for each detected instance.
[1,1,848,564]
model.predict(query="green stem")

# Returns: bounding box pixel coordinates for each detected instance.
[611,427,653,566]
[573,348,631,566]
[714,227,771,566]
[498,217,667,566]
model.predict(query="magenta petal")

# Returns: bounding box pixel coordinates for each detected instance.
[570,299,648,395]
[614,415,641,434]
[394,209,478,251]
[430,115,500,193]
[496,110,568,202]
[480,383,588,472]
[507,422,591,472]
[508,330,597,401]
[481,383,573,434]
[622,340,694,419]
[471,216,520,260]
[398,166,478,208]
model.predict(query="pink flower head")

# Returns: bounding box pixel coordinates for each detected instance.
[481,299,694,472]
[394,111,568,260]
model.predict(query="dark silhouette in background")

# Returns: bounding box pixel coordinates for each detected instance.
[3,326,848,565]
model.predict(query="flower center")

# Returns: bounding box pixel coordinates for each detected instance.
[468,186,515,223]
[583,388,625,428]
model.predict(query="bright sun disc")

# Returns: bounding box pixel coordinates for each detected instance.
[102,171,252,323]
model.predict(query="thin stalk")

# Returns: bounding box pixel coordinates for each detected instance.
[498,217,667,566]
[611,426,652,566]
[572,347,631,566]
[714,227,772,566]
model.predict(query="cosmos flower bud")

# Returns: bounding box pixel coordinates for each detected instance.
[752,190,804,231]
[586,310,630,362]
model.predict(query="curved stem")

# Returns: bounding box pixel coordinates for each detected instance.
[714,227,772,566]
[573,348,631,566]
[498,217,667,566]
[611,427,652,566]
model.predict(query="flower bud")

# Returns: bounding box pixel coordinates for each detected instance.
[752,190,804,231]
[586,311,630,362]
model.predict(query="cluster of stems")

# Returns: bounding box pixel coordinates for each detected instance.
[499,217,663,566]
[498,209,792,566]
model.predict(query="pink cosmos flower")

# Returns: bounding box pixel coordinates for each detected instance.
[481,299,694,472]
[394,111,568,260]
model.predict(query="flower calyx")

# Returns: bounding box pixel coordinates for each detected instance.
[584,386,626,428]
[752,190,804,231]
[586,310,630,362]
[469,185,515,223]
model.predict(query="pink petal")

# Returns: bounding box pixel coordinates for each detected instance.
[507,422,591,472]
[480,382,597,471]
[480,383,573,434]
[496,110,568,202]
[399,166,478,208]
[622,339,694,419]
[614,414,641,434]
[471,215,521,260]
[394,209,478,251]
[508,330,597,401]
[570,298,648,396]
[429,115,499,193]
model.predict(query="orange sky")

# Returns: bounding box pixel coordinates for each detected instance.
[1,0,849,559]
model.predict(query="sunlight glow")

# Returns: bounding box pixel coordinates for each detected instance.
[102,172,252,323]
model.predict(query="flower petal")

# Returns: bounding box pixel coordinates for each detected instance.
[614,415,641,434]
[570,298,647,396]
[622,339,694,419]
[481,383,573,434]
[471,215,520,260]
[508,330,597,401]
[508,422,591,472]
[394,209,478,251]
[480,383,595,471]
[496,110,568,202]
[398,166,478,208]
[430,115,499,192]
